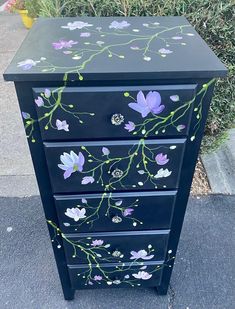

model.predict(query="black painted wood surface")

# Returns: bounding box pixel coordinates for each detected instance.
[3,16,227,300]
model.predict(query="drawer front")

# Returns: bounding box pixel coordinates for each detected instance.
[33,84,197,141]
[54,191,176,232]
[62,230,169,264]
[68,261,164,289]
[44,139,186,193]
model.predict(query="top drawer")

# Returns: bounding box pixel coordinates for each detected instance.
[33,84,197,141]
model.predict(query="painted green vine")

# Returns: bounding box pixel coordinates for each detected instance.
[48,220,175,287]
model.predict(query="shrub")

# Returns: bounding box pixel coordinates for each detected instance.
[38,0,235,152]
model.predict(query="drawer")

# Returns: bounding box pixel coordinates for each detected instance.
[54,191,176,232]
[62,230,169,264]
[44,138,186,193]
[68,261,164,289]
[33,84,197,141]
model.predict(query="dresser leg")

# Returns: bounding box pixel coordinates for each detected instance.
[63,288,75,301]
[155,284,169,295]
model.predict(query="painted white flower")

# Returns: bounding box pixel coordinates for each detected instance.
[154,168,172,179]
[65,207,86,221]
[56,119,69,131]
[130,250,154,260]
[132,271,152,280]
[62,21,93,30]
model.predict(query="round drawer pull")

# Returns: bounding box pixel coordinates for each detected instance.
[112,215,122,224]
[111,113,124,126]
[111,168,124,179]
[112,250,122,257]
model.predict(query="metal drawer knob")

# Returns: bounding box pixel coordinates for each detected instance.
[111,168,124,179]
[111,113,124,125]
[112,216,122,224]
[112,250,122,258]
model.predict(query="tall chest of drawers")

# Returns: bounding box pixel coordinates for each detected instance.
[4,16,227,300]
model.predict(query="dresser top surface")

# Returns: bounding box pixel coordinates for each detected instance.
[4,16,227,81]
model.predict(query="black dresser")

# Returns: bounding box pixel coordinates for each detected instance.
[4,16,227,300]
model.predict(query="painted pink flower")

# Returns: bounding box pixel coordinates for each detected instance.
[58,151,85,179]
[81,176,95,185]
[155,153,169,165]
[132,271,152,280]
[91,239,104,246]
[123,208,134,217]
[52,39,78,50]
[130,250,154,260]
[124,121,135,132]
[56,119,69,132]
[94,275,102,281]
[177,124,186,132]
[109,20,130,29]
[128,91,165,118]
[34,96,44,107]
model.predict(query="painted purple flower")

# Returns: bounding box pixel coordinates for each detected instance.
[128,91,165,118]
[132,271,152,280]
[155,153,169,165]
[177,124,186,132]
[124,121,135,132]
[65,207,86,221]
[61,21,93,30]
[94,275,102,281]
[52,39,78,50]
[91,239,104,247]
[158,48,173,54]
[17,59,39,70]
[56,119,69,132]
[130,250,154,260]
[81,176,95,185]
[80,32,91,37]
[170,95,179,102]
[44,89,51,98]
[123,208,134,217]
[34,96,44,107]
[102,147,110,156]
[22,112,30,119]
[58,151,85,179]
[109,20,130,30]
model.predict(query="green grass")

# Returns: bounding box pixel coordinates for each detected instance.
[35,0,235,152]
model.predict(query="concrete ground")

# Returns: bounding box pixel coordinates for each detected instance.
[0,11,235,309]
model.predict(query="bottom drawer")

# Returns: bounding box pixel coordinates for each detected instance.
[68,261,164,289]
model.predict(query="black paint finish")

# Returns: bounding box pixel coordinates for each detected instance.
[44,139,186,193]
[33,85,196,140]
[3,16,227,300]
[68,261,164,289]
[4,17,226,81]
[54,191,177,233]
